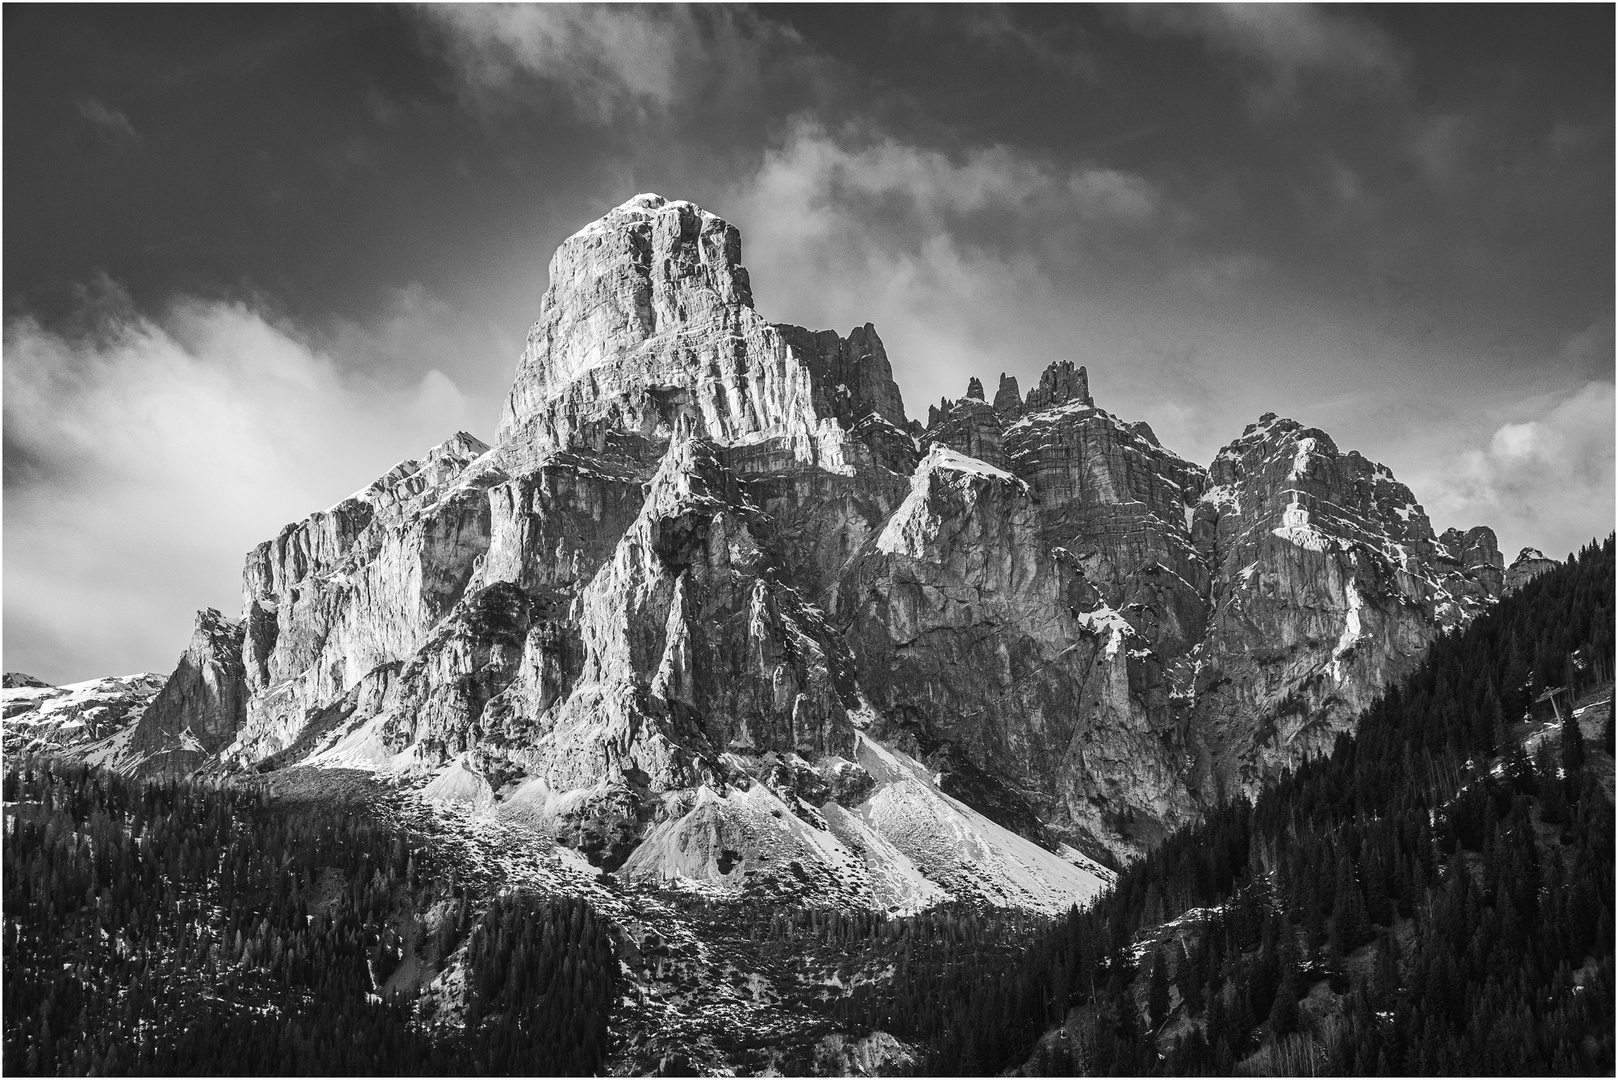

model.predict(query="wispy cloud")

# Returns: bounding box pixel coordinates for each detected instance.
[417,4,823,124]
[76,97,140,143]
[3,279,478,682]
[725,121,1220,429]
[902,7,1099,83]
[1126,4,1406,115]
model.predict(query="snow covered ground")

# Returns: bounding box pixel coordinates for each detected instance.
[1,673,165,757]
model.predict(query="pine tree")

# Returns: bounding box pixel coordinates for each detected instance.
[1147,948,1170,1030]
[1561,711,1586,775]
[1268,935,1301,1036]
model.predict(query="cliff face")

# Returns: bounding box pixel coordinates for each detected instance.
[115,193,1511,887]
[119,609,249,777]
[1505,547,1559,594]
[495,194,914,478]
[1188,415,1505,794]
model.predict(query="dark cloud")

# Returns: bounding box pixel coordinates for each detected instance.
[4,4,1611,679]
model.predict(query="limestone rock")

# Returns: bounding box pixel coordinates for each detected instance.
[993,373,1022,418]
[1190,415,1505,793]
[1505,547,1558,594]
[1023,360,1091,412]
[1439,526,1506,597]
[4,672,51,689]
[495,194,912,477]
[121,609,249,777]
[842,443,1198,857]
[1002,372,1209,662]
[922,396,1011,469]
[229,432,501,763]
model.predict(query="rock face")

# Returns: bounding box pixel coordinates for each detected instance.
[1188,415,1504,794]
[109,193,1516,886]
[1505,547,1558,594]
[4,673,52,689]
[119,609,249,777]
[496,194,913,477]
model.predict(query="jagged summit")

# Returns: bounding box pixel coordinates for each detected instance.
[1505,546,1558,594]
[496,193,911,476]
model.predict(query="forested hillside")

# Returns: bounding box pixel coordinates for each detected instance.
[910,535,1616,1076]
[1,764,616,1075]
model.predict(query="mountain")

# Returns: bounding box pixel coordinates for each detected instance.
[2,672,166,759]
[101,193,1510,890]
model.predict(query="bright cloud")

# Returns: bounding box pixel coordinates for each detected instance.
[725,121,1249,442]
[3,282,481,683]
[1416,380,1615,560]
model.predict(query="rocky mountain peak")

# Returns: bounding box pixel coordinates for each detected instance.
[4,672,51,689]
[495,194,911,476]
[1505,546,1558,594]
[993,373,1022,418]
[1024,360,1092,412]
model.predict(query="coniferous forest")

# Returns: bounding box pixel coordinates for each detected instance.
[2,536,1612,1076]
[2,764,617,1075]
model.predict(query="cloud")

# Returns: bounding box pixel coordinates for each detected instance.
[417,4,820,124]
[736,120,1163,260]
[1127,4,1405,114]
[1415,380,1615,560]
[725,121,1261,443]
[76,97,139,143]
[900,7,1099,83]
[3,280,480,683]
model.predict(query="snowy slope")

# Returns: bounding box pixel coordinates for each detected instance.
[2,673,166,757]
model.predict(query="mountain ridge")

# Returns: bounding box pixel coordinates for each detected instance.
[23,192,1518,900]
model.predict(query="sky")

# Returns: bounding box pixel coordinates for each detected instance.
[4,4,1613,683]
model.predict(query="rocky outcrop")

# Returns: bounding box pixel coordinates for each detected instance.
[496,194,914,478]
[1505,547,1558,594]
[228,432,501,763]
[1439,526,1506,597]
[1188,414,1504,793]
[843,444,1198,855]
[119,609,249,777]
[1024,360,1091,412]
[1002,379,1208,663]
[4,673,51,689]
